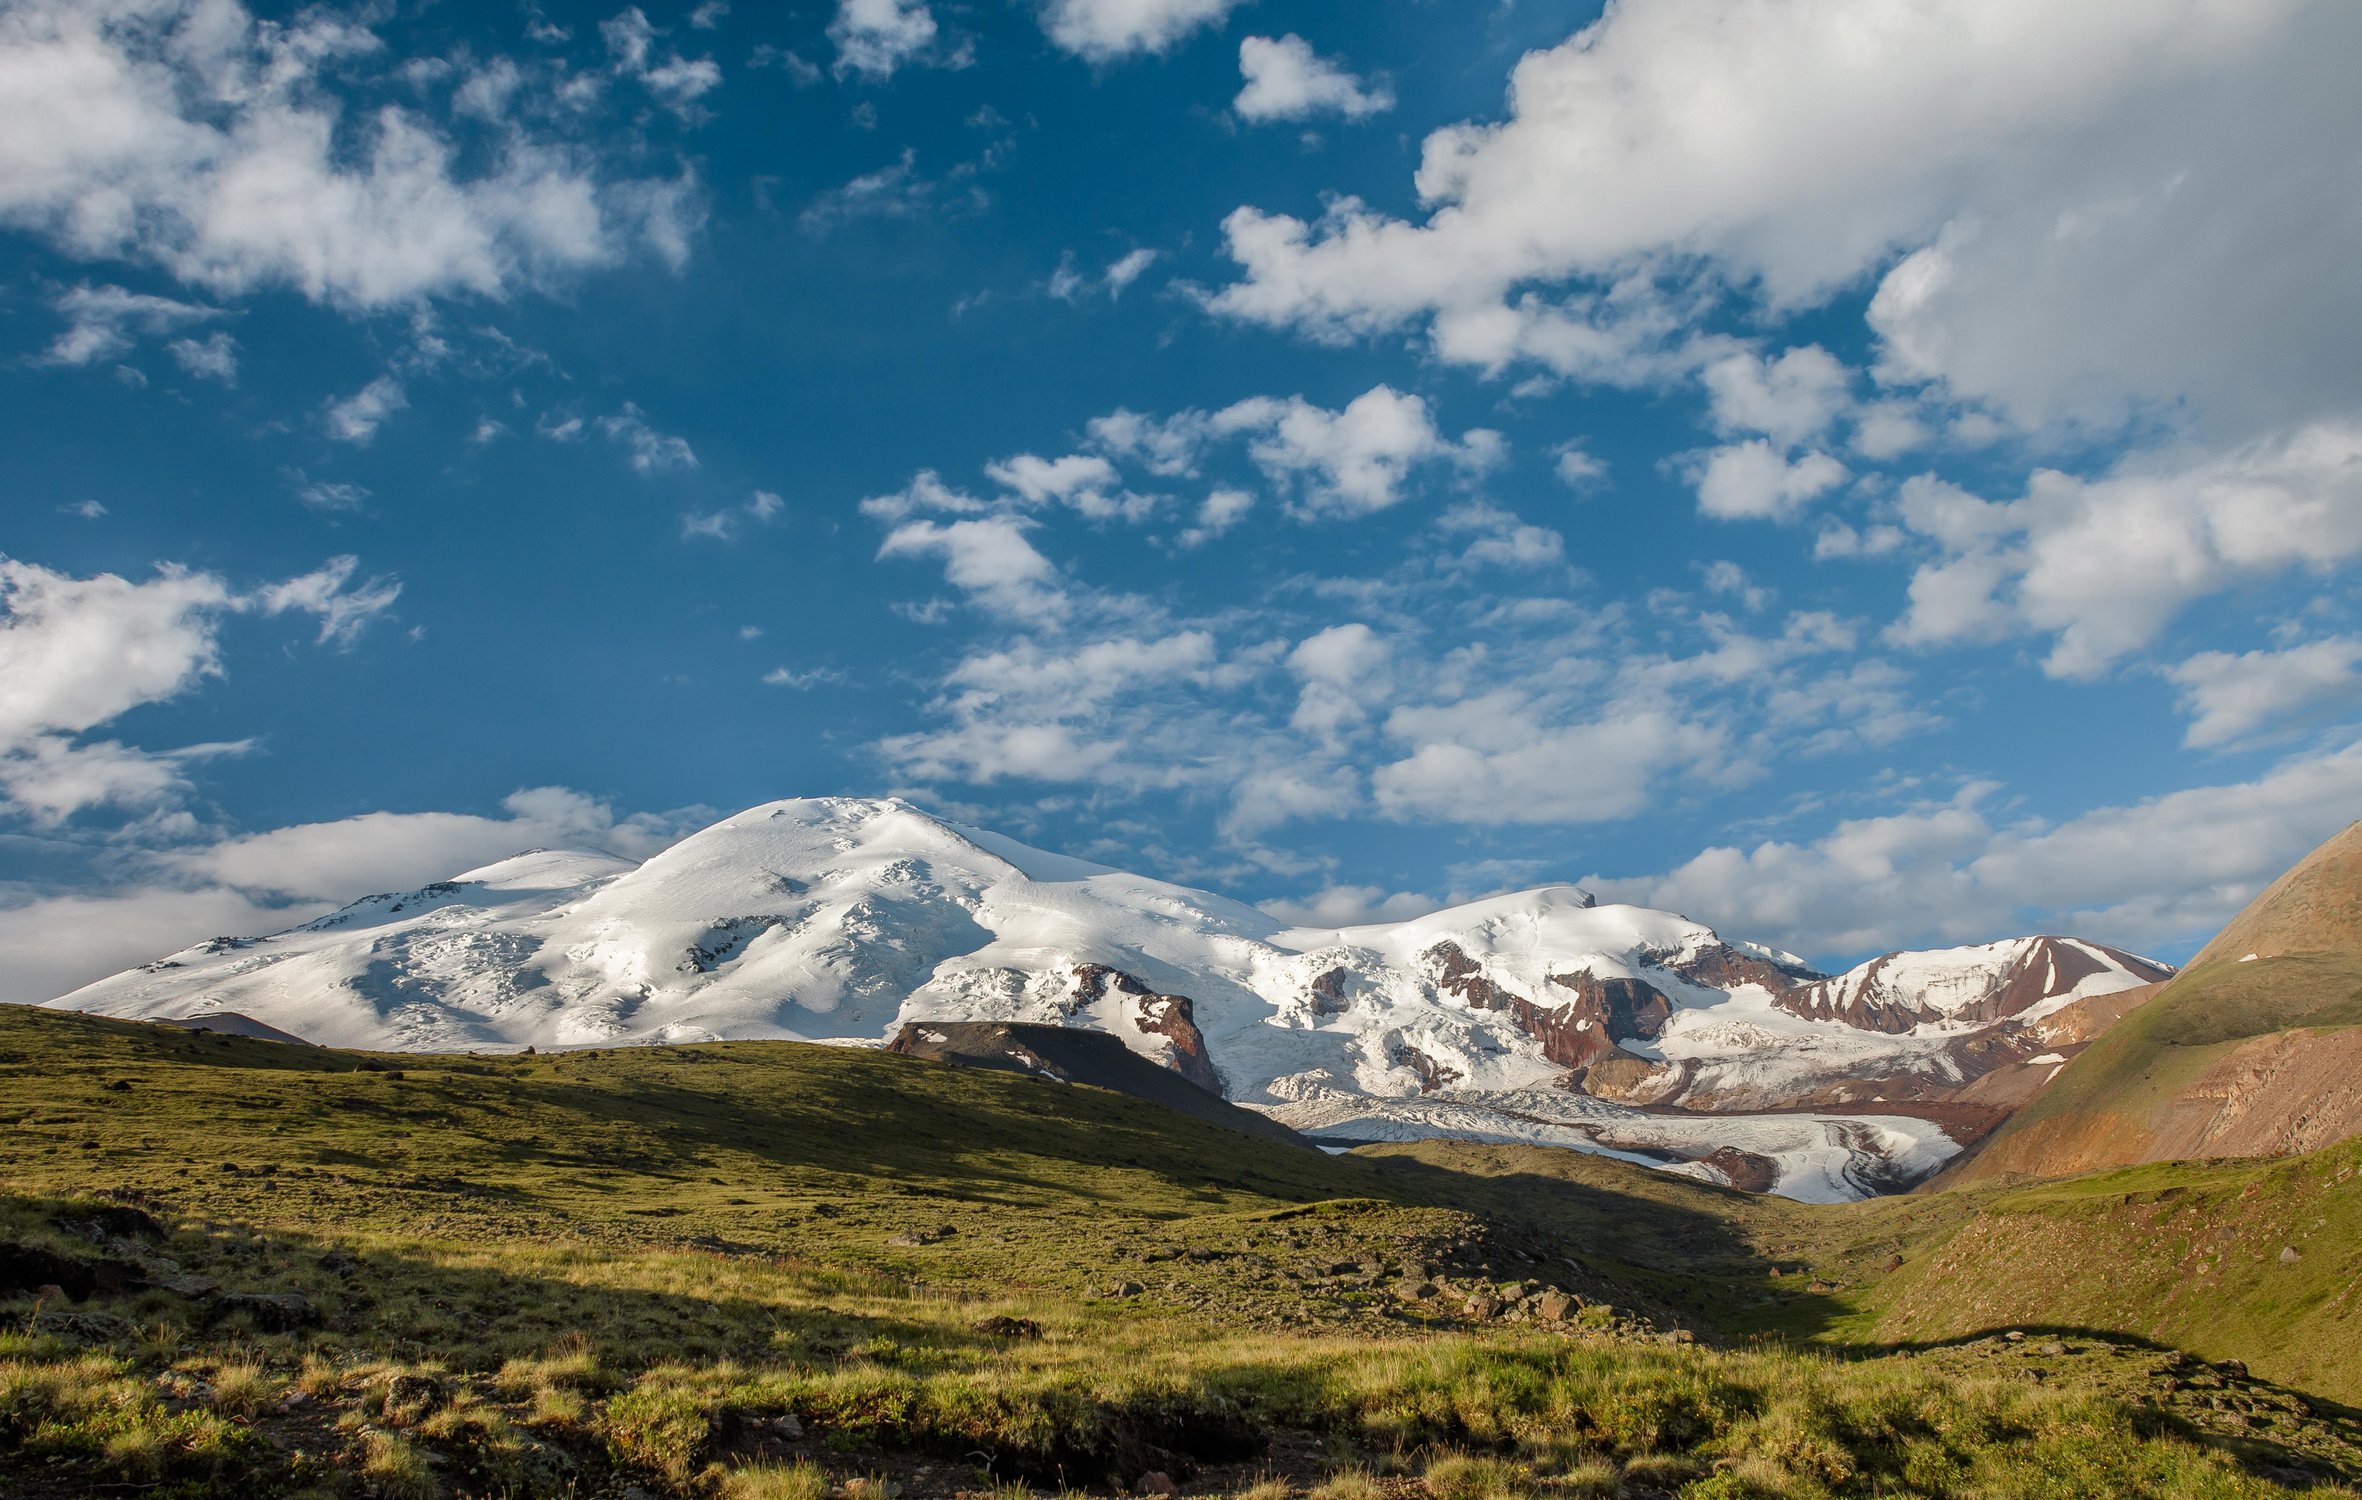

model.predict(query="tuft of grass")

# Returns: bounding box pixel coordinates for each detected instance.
[722,1458,834,1500]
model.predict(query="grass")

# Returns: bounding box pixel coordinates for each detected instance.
[2,1004,2359,1498]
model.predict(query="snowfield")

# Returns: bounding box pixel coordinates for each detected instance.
[51,797,2167,1201]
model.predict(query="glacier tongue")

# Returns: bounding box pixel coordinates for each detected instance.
[46,795,2169,1202]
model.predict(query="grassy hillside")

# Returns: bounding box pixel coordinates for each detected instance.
[1952,821,2362,1188]
[1859,1142,2362,1402]
[4,1005,2360,1499]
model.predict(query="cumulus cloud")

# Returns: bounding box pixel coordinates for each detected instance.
[1692,440,1847,521]
[0,553,398,824]
[0,0,702,309]
[1037,0,1241,62]
[875,517,1070,622]
[1590,738,2362,961]
[1702,346,1851,445]
[2168,637,2362,749]
[1225,386,1503,517]
[1203,0,2359,446]
[1890,422,2362,677]
[829,0,950,80]
[1234,35,1392,123]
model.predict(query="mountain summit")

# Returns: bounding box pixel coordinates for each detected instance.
[53,796,2166,1202]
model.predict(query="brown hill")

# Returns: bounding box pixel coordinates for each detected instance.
[1944,821,2362,1187]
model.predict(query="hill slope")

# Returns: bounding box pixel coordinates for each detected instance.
[5,1002,2361,1499]
[1951,822,2362,1186]
[49,796,2168,1201]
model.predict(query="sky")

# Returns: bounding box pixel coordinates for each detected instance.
[5,0,2362,1001]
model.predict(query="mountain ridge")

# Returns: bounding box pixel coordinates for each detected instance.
[49,795,2168,1202]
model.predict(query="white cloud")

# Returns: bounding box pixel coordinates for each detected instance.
[166,330,238,382]
[1552,444,1607,489]
[1226,386,1502,517]
[1050,246,1160,303]
[0,0,699,309]
[1037,0,1240,62]
[41,284,219,366]
[1437,501,1566,571]
[682,488,785,540]
[291,475,369,512]
[1103,247,1157,298]
[857,469,991,524]
[1202,0,2357,446]
[1374,696,1730,826]
[1591,738,2362,960]
[253,555,403,646]
[830,0,940,80]
[0,559,234,753]
[602,6,721,114]
[323,375,407,445]
[1890,421,2362,677]
[2168,637,2362,749]
[0,553,395,824]
[762,665,843,689]
[1692,440,1846,521]
[1701,345,1851,444]
[1177,486,1253,548]
[599,402,697,473]
[875,517,1070,622]
[1234,35,1392,123]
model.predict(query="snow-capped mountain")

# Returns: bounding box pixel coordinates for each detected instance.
[50,797,2169,1202]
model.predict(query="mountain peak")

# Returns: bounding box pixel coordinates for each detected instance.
[2189,819,2362,968]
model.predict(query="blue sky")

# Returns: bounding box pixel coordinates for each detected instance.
[6,0,2362,1000]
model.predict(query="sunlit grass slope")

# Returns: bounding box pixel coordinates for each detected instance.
[3,1005,2358,1499]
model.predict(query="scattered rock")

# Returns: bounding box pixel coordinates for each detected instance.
[2279,1246,2302,1264]
[973,1315,1043,1340]
[2042,1341,2070,1356]
[1463,1294,1504,1321]
[774,1414,805,1439]
[1135,1472,1179,1496]
[1105,1281,1146,1299]
[1537,1290,1578,1321]
[1882,1253,1905,1271]
[2004,1330,2026,1343]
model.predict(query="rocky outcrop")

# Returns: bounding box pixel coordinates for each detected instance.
[1390,1042,1463,1093]
[1071,964,1221,1094]
[1423,941,1521,1012]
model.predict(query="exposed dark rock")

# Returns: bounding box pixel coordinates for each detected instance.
[1072,964,1222,1094]
[884,1021,1306,1146]
[210,1291,319,1331]
[973,1315,1043,1340]
[1307,967,1354,1017]
[1391,1041,1463,1093]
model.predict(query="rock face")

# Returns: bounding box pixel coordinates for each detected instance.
[1948,822,2362,1187]
[1069,964,1220,1093]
